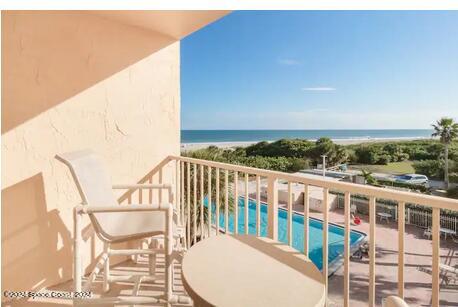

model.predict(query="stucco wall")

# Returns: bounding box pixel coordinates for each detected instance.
[2,11,180,292]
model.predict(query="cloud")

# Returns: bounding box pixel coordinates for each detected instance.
[302,87,336,91]
[278,58,301,65]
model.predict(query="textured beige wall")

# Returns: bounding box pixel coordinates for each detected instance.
[2,11,180,292]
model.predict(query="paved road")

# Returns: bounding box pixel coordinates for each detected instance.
[345,169,448,189]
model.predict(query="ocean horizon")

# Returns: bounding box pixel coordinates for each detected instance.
[181,129,433,144]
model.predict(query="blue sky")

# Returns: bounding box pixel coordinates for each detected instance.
[181,11,458,130]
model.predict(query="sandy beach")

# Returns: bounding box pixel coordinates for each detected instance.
[181,137,432,151]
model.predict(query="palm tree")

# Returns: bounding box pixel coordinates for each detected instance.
[183,164,236,244]
[361,169,378,185]
[432,117,458,189]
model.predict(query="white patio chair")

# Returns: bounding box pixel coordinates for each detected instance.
[56,150,189,306]
[350,204,358,215]
[423,227,432,239]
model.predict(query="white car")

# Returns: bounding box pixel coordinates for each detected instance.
[394,174,429,186]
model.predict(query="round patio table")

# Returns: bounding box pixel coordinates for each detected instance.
[181,234,325,307]
[377,212,392,223]
[440,227,456,240]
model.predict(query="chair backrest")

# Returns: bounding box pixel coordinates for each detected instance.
[56,150,119,239]
[56,150,118,207]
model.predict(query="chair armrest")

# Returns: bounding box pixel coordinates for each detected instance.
[112,184,172,190]
[76,203,172,214]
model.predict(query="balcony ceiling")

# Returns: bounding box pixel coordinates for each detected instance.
[92,11,231,40]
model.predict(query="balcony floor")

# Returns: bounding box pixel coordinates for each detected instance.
[309,208,458,307]
[5,253,190,307]
[5,210,457,307]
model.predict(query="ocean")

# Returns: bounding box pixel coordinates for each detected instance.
[181,129,433,144]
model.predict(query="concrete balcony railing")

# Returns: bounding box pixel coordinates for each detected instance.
[120,155,458,307]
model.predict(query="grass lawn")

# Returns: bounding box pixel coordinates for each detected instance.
[349,161,415,175]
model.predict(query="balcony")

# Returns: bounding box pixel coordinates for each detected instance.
[15,155,456,307]
[2,10,457,307]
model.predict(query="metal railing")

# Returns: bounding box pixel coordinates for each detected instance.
[122,155,458,307]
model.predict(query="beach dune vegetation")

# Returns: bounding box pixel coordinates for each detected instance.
[183,138,458,181]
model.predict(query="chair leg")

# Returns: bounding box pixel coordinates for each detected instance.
[177,227,187,252]
[148,239,157,276]
[165,206,174,305]
[73,208,82,306]
[103,242,110,293]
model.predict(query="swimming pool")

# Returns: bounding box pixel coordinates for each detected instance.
[206,197,366,272]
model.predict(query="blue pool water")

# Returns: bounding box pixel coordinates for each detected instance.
[207,197,366,271]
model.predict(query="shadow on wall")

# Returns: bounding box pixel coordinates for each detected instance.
[1,10,185,295]
[1,11,175,133]
[1,174,72,292]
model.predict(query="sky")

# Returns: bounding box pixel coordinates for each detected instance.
[181,11,458,130]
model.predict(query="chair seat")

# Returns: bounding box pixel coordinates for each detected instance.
[92,209,173,243]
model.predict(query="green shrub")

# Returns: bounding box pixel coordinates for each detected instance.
[235,156,306,173]
[346,149,357,163]
[355,146,380,164]
[449,172,458,183]
[183,146,308,173]
[446,187,458,199]
[306,137,348,165]
[377,154,391,165]
[349,140,458,163]
[412,160,443,179]
[393,152,409,162]
[245,139,313,158]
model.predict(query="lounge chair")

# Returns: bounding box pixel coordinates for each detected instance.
[453,234,458,244]
[56,150,189,305]
[439,263,458,285]
[417,263,457,285]
[423,227,432,239]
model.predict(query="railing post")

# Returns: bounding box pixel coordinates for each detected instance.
[256,175,261,236]
[193,164,197,244]
[225,170,229,233]
[216,168,220,235]
[234,171,239,234]
[287,182,293,246]
[181,161,185,227]
[303,184,310,257]
[432,207,440,307]
[267,176,278,241]
[344,191,351,307]
[207,166,212,237]
[200,165,204,238]
[398,202,405,299]
[323,187,329,304]
[369,196,376,307]
[186,162,191,248]
[159,168,163,203]
[73,207,83,297]
[176,160,181,220]
[245,173,249,234]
